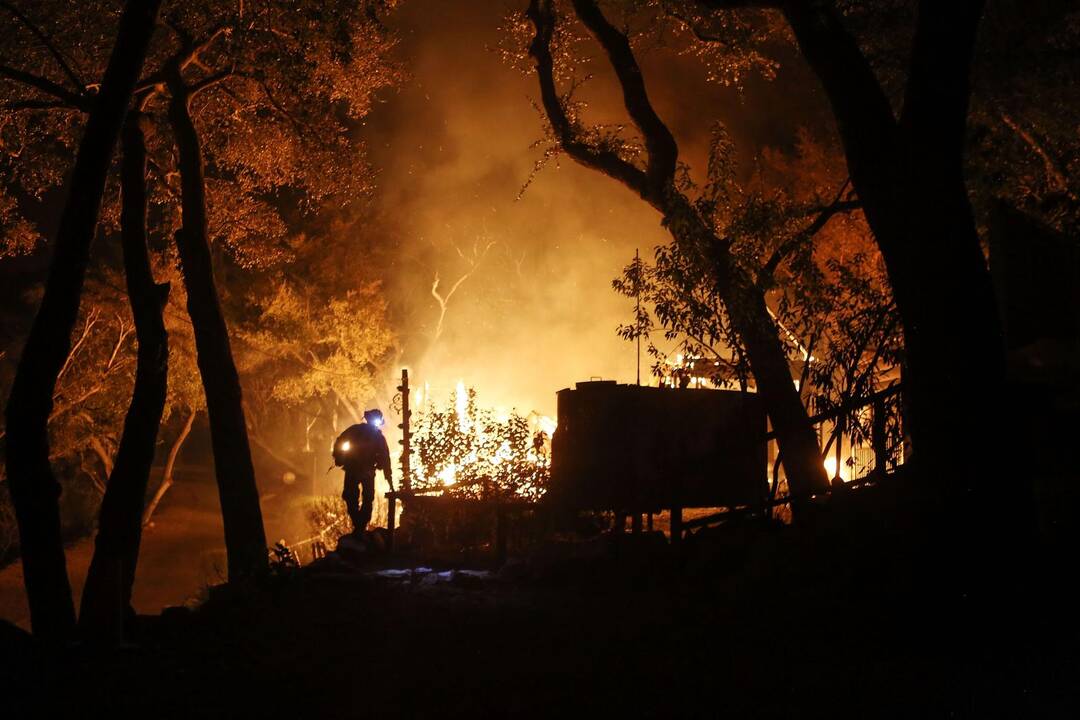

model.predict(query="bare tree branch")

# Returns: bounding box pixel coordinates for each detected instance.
[998,110,1073,198]
[570,0,678,194]
[188,68,236,97]
[526,0,649,197]
[430,239,494,342]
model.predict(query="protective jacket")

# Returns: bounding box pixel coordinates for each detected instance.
[333,423,391,477]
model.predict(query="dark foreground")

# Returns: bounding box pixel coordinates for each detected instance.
[2,485,1077,718]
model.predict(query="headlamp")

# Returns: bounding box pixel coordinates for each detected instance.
[340,440,351,452]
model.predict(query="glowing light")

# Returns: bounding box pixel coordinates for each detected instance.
[409,382,554,500]
[537,415,557,436]
[372,418,383,428]
[824,455,851,481]
[455,380,469,432]
[438,463,458,487]
[340,440,351,452]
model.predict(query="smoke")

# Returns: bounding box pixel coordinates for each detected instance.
[360,0,820,417]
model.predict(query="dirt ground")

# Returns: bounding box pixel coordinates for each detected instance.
[2,485,1078,719]
[0,468,314,630]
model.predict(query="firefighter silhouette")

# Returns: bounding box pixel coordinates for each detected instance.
[333,409,393,534]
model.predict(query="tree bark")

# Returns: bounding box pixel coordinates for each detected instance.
[142,409,195,527]
[2,0,162,643]
[166,75,268,580]
[79,112,170,645]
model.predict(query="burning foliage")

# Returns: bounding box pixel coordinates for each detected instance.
[410,382,553,502]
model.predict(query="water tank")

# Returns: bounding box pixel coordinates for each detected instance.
[549,381,767,512]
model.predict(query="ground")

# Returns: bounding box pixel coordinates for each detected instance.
[1,478,1078,718]
[0,467,315,630]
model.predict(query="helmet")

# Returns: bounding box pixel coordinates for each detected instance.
[364,408,384,428]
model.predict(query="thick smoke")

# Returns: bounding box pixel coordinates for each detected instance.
[361,0,818,417]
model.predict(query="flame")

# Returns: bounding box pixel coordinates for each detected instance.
[537,415,557,436]
[408,381,554,499]
[438,463,458,487]
[824,455,851,482]
[455,380,469,432]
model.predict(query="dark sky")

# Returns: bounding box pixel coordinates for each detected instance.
[360,0,828,417]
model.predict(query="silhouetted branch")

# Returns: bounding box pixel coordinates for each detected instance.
[758,180,859,282]
[0,63,90,111]
[526,0,648,196]
[570,0,678,193]
[0,0,87,90]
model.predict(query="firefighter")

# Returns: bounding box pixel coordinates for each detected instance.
[333,409,393,535]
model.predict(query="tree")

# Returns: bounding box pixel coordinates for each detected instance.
[146,1,401,578]
[2,0,162,642]
[519,0,830,504]
[238,275,396,462]
[614,131,900,492]
[1,0,401,624]
[675,0,1010,509]
[80,111,170,644]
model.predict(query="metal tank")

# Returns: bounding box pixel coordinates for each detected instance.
[549,381,767,514]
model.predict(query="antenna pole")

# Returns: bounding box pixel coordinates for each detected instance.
[635,248,641,386]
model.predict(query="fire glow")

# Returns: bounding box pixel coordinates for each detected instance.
[408,380,555,500]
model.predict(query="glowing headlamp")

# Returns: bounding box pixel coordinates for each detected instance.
[372,418,383,428]
[340,440,351,452]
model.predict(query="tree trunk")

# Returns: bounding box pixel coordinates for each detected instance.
[527,0,829,512]
[728,282,831,500]
[142,410,195,527]
[666,198,830,502]
[166,78,268,580]
[79,112,170,645]
[2,0,162,643]
[782,0,1006,501]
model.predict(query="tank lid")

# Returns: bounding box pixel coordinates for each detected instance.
[575,379,618,390]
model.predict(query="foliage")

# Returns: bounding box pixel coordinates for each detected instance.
[614,130,902,419]
[305,495,353,550]
[238,280,395,414]
[0,0,405,506]
[411,385,550,502]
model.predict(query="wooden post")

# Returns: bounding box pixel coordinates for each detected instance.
[834,416,843,485]
[646,512,653,533]
[386,492,396,552]
[631,512,643,535]
[872,393,888,476]
[495,502,507,566]
[386,367,412,554]
[397,369,412,494]
[670,505,683,548]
